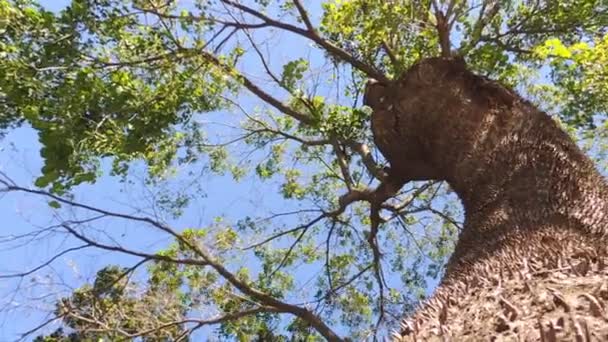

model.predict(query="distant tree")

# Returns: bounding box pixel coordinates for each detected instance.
[1,0,607,340]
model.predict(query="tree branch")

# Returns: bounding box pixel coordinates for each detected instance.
[197,49,315,125]
[346,140,388,181]
[243,213,326,250]
[0,244,90,279]
[127,307,283,338]
[458,1,501,55]
[1,181,344,341]
[61,222,343,341]
[292,0,315,32]
[332,139,355,189]
[220,0,388,82]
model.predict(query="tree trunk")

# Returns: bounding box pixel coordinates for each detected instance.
[367,58,608,341]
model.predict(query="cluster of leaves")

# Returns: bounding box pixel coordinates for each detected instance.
[534,36,608,128]
[1,0,234,191]
[320,0,437,76]
[35,265,188,341]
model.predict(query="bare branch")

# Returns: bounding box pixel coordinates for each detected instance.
[324,264,372,300]
[60,224,205,266]
[0,245,90,279]
[268,222,311,277]
[242,30,284,88]
[381,181,437,212]
[0,181,187,243]
[260,128,330,146]
[418,206,463,231]
[324,221,337,293]
[18,314,66,341]
[243,213,326,250]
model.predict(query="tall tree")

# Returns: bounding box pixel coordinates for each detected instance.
[368,57,608,340]
[1,0,607,340]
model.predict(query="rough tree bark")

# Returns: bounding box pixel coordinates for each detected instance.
[366,57,608,341]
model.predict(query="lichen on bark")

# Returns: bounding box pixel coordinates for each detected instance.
[366,57,608,341]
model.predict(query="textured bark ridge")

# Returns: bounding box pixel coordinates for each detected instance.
[366,57,608,341]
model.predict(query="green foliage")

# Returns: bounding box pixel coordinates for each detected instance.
[534,36,608,128]
[281,58,309,92]
[321,0,437,76]
[36,265,189,342]
[1,0,233,191]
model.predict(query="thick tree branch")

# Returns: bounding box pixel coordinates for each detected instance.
[435,10,452,57]
[346,140,388,181]
[292,0,315,32]
[332,139,355,189]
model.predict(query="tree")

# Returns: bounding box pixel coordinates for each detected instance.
[1,0,607,340]
[370,57,608,341]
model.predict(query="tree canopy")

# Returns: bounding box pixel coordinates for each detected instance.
[1,0,607,340]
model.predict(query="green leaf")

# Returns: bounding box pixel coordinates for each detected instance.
[48,200,61,209]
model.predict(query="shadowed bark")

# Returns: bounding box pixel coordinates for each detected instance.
[366,57,608,341]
